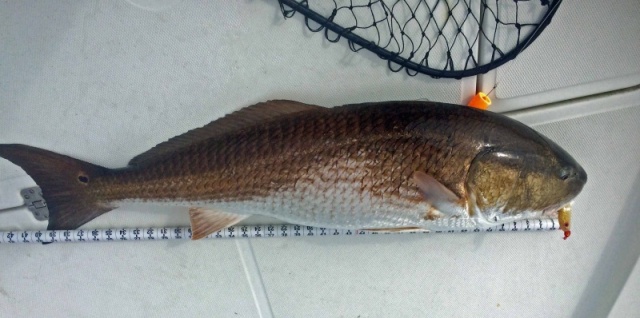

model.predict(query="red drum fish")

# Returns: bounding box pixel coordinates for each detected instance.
[0,100,586,239]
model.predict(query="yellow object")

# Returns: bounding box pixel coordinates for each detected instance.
[558,205,572,240]
[467,92,492,110]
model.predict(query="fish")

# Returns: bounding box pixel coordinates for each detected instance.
[0,100,587,240]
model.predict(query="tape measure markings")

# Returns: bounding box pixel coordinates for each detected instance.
[0,218,559,244]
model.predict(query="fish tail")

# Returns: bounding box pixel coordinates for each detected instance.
[0,144,114,230]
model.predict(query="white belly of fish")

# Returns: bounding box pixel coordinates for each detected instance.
[113,179,431,229]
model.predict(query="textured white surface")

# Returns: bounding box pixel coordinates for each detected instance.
[1,1,639,317]
[0,238,260,317]
[478,0,640,111]
[609,258,640,318]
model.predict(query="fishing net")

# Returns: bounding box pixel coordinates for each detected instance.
[279,0,562,79]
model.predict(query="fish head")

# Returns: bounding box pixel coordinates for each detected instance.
[466,126,587,220]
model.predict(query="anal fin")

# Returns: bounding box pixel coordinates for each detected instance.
[189,207,248,240]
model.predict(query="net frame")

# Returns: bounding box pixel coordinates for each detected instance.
[279,0,562,79]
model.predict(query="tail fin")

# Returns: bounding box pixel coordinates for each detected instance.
[0,144,115,230]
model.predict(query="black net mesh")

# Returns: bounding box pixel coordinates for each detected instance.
[279,0,562,79]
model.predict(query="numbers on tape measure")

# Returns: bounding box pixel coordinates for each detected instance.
[105,229,114,241]
[6,231,15,243]
[91,229,100,241]
[0,219,558,244]
[146,228,155,240]
[119,229,128,240]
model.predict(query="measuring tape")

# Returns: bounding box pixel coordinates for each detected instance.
[0,218,560,244]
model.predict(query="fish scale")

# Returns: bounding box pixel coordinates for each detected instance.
[0,100,586,239]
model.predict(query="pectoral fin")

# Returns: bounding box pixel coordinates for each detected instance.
[413,171,465,217]
[189,207,248,240]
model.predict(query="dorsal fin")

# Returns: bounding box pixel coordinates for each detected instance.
[128,100,324,167]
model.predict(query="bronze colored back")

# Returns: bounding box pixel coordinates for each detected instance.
[89,101,541,207]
